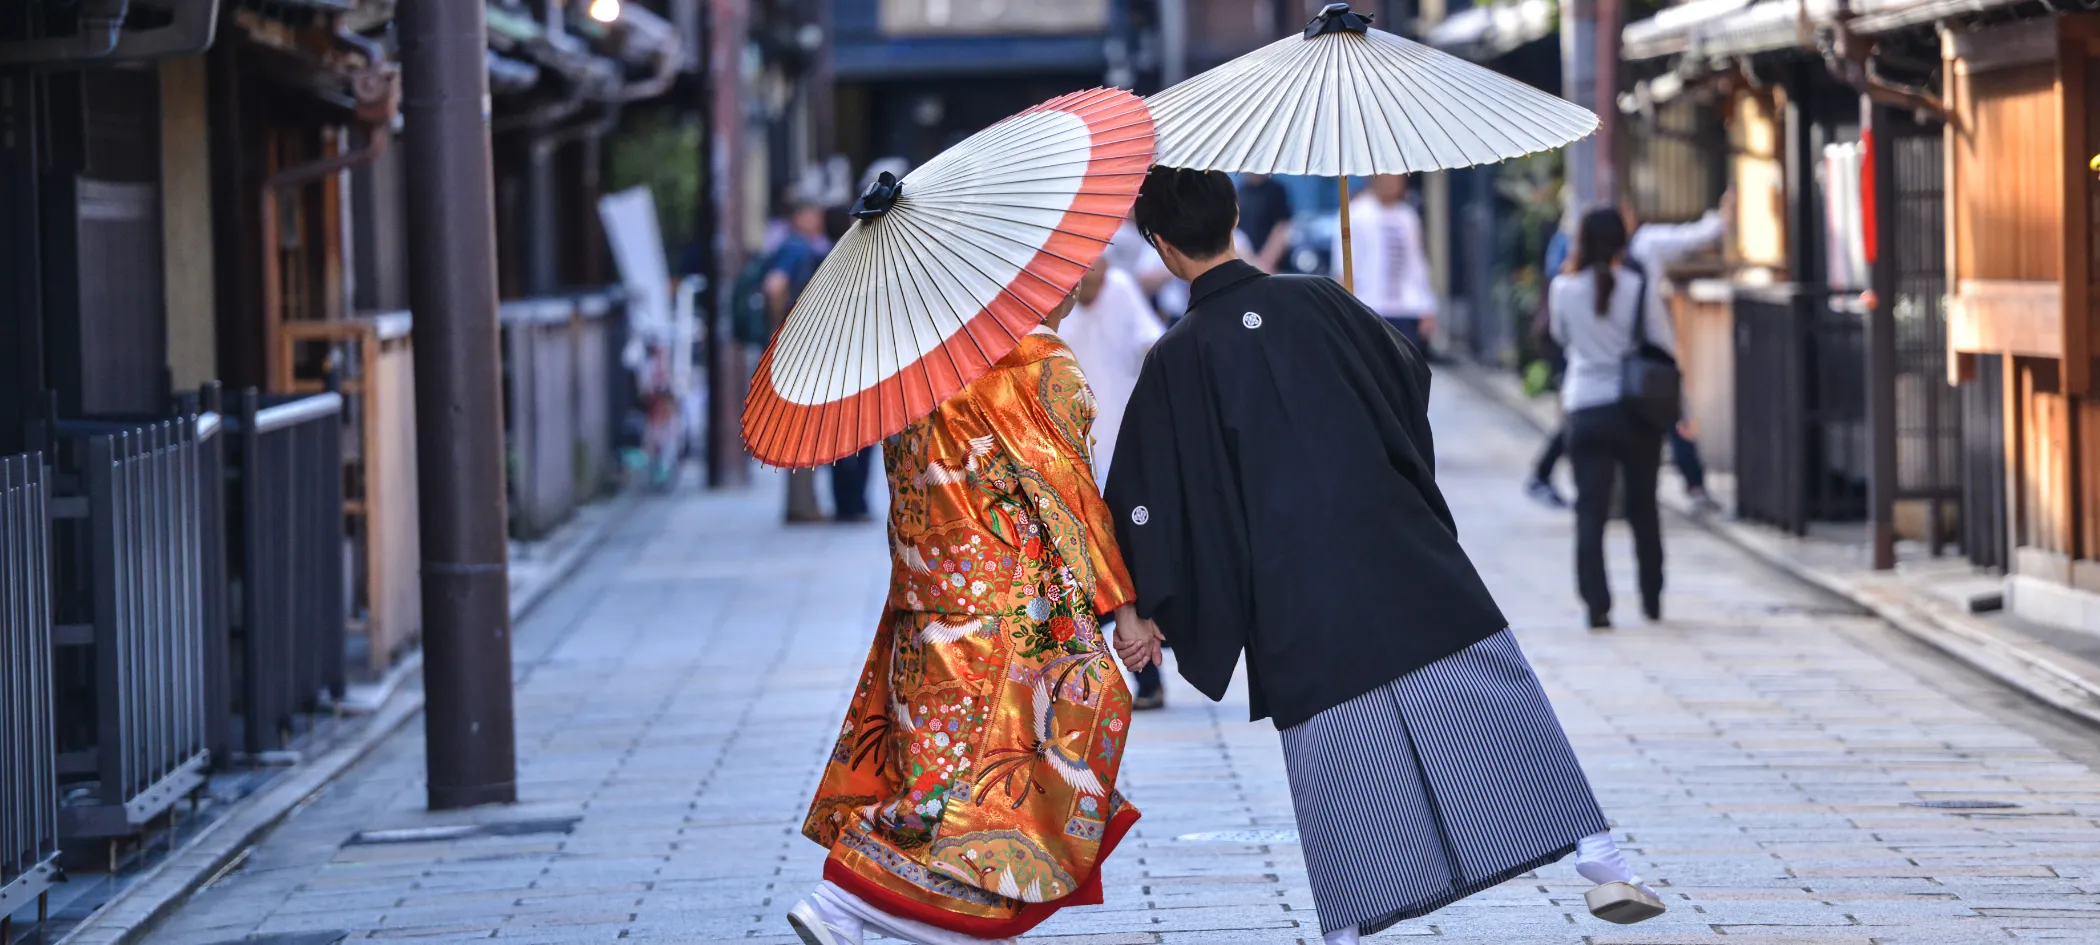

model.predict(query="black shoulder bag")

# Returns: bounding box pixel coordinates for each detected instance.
[1618,263,1682,432]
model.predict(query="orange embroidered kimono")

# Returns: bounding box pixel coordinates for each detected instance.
[803,330,1141,938]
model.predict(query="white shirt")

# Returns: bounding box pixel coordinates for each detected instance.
[1546,212,1723,412]
[1549,264,1678,412]
[1335,194,1436,320]
[1057,268,1163,487]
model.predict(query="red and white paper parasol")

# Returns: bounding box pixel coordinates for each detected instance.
[742,88,1155,468]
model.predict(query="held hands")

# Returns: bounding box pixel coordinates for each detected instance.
[1112,604,1165,673]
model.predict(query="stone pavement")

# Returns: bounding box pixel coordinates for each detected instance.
[147,379,2100,944]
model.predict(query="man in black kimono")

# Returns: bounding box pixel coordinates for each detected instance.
[1104,168,1665,943]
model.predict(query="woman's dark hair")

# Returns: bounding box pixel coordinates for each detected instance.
[1132,166,1239,259]
[1567,205,1629,316]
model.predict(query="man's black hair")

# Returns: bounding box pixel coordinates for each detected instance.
[1133,166,1238,260]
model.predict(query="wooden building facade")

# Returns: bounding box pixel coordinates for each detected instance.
[1943,14,2100,630]
[1617,0,2099,632]
[0,3,689,926]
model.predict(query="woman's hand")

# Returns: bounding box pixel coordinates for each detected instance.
[1112,604,1164,673]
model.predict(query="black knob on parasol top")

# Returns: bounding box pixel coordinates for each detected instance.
[1306,3,1374,38]
[851,171,904,221]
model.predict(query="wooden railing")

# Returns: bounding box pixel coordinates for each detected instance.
[499,289,624,540]
[1670,281,1736,473]
[277,314,421,675]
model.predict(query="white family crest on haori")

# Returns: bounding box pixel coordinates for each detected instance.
[741,88,1156,468]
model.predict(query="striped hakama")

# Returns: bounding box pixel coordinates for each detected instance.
[1279,629,1608,936]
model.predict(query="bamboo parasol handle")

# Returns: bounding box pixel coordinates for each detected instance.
[1338,176,1354,294]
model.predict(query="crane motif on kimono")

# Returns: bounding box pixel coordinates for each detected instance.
[972,658,1109,808]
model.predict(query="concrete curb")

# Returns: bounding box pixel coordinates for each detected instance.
[1442,361,2100,731]
[55,492,642,945]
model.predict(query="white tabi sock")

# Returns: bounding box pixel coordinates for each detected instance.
[1575,831,1659,898]
[792,884,864,945]
[1323,924,1362,945]
[814,881,1018,945]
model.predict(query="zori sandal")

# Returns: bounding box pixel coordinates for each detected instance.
[1586,878,1666,924]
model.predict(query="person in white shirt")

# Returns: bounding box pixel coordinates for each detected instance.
[1526,196,1731,511]
[1548,206,1677,629]
[1335,174,1437,352]
[1059,259,1163,490]
[1060,258,1171,711]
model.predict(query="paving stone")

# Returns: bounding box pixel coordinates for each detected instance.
[144,381,2100,943]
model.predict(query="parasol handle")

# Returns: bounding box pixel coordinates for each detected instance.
[1339,177,1354,294]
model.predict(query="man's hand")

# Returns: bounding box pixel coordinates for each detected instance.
[1112,604,1164,673]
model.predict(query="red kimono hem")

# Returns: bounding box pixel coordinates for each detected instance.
[823,807,1141,939]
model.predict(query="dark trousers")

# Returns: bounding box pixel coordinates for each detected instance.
[1567,404,1665,618]
[1384,316,1424,354]
[1537,421,1706,493]
[830,447,874,520]
[1533,424,1567,483]
[1134,664,1162,699]
[1669,428,1705,491]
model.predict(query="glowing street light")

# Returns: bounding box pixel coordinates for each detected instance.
[588,0,621,23]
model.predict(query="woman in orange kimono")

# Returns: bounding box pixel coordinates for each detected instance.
[790,293,1144,945]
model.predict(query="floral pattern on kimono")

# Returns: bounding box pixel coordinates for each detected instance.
[803,331,1140,939]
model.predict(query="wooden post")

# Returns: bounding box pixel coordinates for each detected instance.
[1338,176,1354,293]
[399,0,517,810]
[1864,100,1898,570]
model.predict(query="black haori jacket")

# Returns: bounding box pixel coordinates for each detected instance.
[1104,260,1508,730]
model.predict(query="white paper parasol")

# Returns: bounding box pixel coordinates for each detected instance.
[741,88,1155,468]
[1144,2,1596,289]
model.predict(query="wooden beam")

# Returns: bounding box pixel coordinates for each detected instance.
[1949,280,2065,358]
[2061,27,2092,398]
[1948,17,2059,75]
[2006,353,2024,550]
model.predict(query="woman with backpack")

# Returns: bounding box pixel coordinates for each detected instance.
[1548,207,1676,630]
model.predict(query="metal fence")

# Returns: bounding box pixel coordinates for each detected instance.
[0,453,60,925]
[1887,126,1962,553]
[225,390,347,757]
[279,315,421,675]
[41,415,216,840]
[1961,355,2009,570]
[1732,285,1871,533]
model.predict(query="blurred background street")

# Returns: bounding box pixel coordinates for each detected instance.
[142,374,2100,945]
[3,0,2100,942]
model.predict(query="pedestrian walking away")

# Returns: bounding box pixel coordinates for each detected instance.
[1236,172,1295,273]
[1549,206,1675,628]
[1059,257,1170,710]
[764,196,834,524]
[823,205,876,523]
[1335,174,1437,354]
[1527,196,1730,513]
[1105,168,1665,942]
